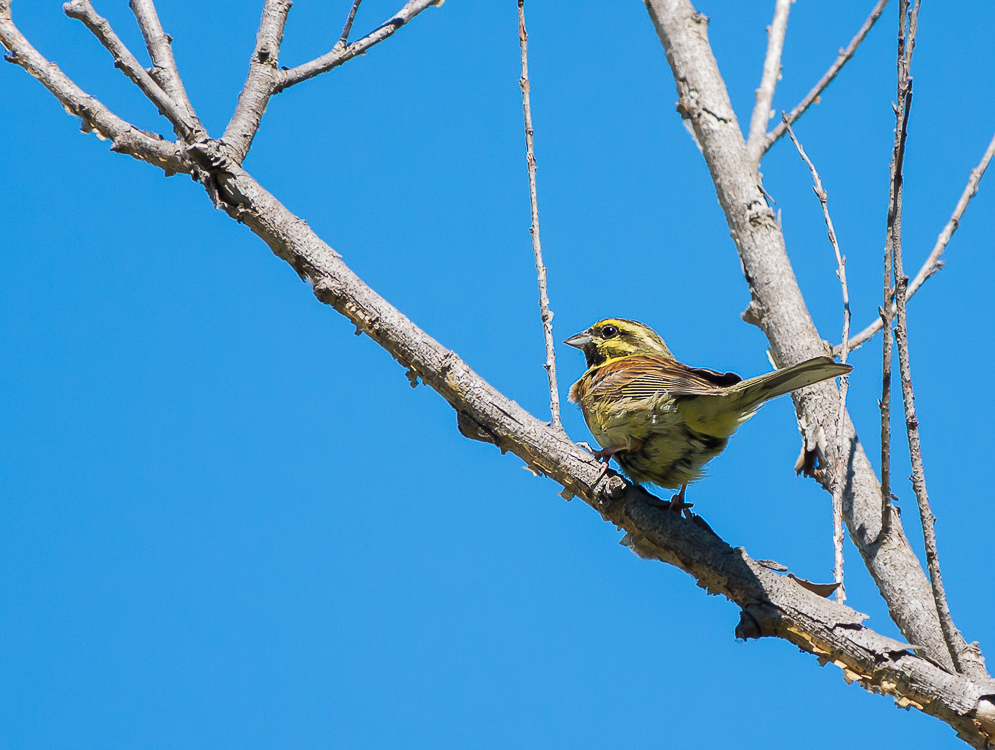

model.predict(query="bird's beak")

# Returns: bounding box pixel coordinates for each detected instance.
[563,331,592,349]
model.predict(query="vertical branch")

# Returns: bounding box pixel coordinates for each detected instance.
[747,0,791,163]
[518,0,561,431]
[879,271,893,535]
[881,0,912,546]
[888,0,974,676]
[783,120,849,602]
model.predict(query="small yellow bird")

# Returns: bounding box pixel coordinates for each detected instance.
[565,318,851,504]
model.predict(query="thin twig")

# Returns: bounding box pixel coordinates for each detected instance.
[518,0,561,432]
[878,295,893,537]
[221,0,293,164]
[888,0,973,677]
[128,0,201,134]
[276,0,441,93]
[747,0,792,164]
[338,0,363,48]
[762,0,889,156]
[64,0,196,140]
[784,119,849,602]
[841,129,995,355]
[0,5,188,173]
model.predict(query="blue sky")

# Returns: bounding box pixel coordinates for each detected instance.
[3,1,994,748]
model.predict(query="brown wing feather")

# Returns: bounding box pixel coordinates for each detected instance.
[587,355,739,400]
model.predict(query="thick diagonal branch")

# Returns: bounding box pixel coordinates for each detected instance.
[642,0,962,674]
[188,141,995,748]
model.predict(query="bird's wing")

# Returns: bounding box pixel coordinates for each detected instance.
[588,355,741,400]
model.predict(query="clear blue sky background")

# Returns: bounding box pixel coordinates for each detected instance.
[3,1,993,748]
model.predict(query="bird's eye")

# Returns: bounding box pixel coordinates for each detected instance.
[600,325,619,338]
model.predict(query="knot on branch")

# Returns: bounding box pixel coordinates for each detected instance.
[457,410,502,448]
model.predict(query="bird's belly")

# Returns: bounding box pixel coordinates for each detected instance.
[589,395,728,489]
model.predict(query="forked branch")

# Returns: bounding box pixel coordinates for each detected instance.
[0,3,187,172]
[64,0,197,140]
[222,0,441,164]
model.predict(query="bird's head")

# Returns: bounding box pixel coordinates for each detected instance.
[564,318,674,368]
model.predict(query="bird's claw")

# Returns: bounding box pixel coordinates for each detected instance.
[667,485,694,519]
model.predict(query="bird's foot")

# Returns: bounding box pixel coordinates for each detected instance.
[592,445,626,463]
[667,484,694,519]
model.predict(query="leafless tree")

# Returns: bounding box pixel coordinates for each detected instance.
[3,0,994,745]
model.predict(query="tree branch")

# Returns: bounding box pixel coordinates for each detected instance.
[0,2,188,173]
[641,0,961,675]
[337,0,363,48]
[6,0,995,742]
[275,0,440,93]
[887,0,982,681]
[167,140,995,749]
[746,0,791,164]
[518,0,561,432]
[222,0,293,164]
[63,0,197,141]
[761,0,889,157]
[783,119,851,604]
[842,128,995,355]
[129,0,202,134]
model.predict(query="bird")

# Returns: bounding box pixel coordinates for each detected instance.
[564,318,852,506]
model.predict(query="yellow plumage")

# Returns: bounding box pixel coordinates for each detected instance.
[565,318,851,492]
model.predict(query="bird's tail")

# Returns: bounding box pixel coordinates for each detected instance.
[730,356,852,411]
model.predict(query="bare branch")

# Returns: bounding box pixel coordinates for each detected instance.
[888,0,982,680]
[783,119,851,604]
[129,0,201,132]
[276,0,440,93]
[63,0,196,141]
[8,0,995,735]
[180,140,995,748]
[842,128,995,354]
[880,254,894,537]
[0,3,188,173]
[746,0,791,164]
[642,0,957,674]
[518,0,561,432]
[221,0,293,164]
[338,0,363,48]
[762,0,889,157]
